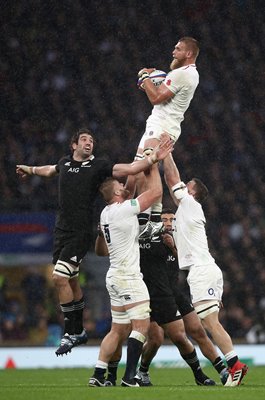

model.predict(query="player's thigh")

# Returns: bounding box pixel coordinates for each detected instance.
[107,275,150,307]
[53,228,91,266]
[187,264,223,303]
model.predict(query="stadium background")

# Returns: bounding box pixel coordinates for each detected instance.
[0,0,265,349]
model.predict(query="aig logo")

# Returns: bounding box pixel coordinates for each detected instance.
[139,243,151,249]
[68,167,79,173]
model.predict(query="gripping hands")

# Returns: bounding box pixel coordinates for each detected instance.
[137,67,155,90]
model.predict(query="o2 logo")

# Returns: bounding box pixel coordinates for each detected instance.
[208,288,215,296]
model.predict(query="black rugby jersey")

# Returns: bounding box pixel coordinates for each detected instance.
[139,232,179,299]
[55,155,113,231]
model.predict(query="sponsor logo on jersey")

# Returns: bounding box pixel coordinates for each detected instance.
[167,255,176,261]
[67,167,80,173]
[139,242,151,249]
[130,199,137,206]
[70,256,78,262]
[166,79,171,86]
[64,162,71,166]
[123,295,131,301]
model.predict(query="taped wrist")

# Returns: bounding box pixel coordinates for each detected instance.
[138,70,150,82]
[172,181,187,200]
[147,154,158,165]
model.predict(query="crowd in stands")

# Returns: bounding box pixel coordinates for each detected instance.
[1,1,265,345]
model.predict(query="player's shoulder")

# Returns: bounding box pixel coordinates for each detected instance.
[128,198,139,207]
[170,64,198,77]
[59,154,70,162]
[56,155,71,167]
[93,156,113,168]
[116,199,139,213]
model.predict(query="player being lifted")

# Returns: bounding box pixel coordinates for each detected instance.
[135,37,200,239]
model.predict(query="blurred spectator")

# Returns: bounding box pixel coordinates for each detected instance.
[1,299,28,342]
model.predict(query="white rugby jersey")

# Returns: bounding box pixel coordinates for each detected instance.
[100,198,142,278]
[146,65,199,140]
[172,187,215,270]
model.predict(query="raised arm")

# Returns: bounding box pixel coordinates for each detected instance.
[163,153,181,187]
[136,162,162,213]
[16,164,58,178]
[163,153,184,206]
[112,134,173,178]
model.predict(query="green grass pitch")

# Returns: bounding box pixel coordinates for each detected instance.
[1,366,264,400]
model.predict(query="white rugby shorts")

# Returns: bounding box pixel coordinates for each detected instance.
[138,124,179,150]
[106,274,150,307]
[187,263,223,304]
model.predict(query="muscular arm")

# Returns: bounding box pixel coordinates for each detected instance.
[16,164,57,178]
[163,153,181,188]
[162,233,178,258]
[112,158,153,178]
[95,235,109,257]
[138,68,174,105]
[112,134,173,178]
[143,80,174,105]
[124,174,136,199]
[163,153,182,206]
[137,163,162,212]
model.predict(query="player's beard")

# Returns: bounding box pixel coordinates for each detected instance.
[170,58,183,70]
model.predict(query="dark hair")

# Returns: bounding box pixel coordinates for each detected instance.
[179,37,200,58]
[192,178,208,203]
[69,128,95,152]
[161,208,175,215]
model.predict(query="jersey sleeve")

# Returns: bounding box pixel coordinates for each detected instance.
[116,198,140,219]
[55,156,66,173]
[172,181,188,200]
[164,68,187,95]
[97,159,114,180]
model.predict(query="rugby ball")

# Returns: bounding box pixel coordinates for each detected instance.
[138,69,167,89]
[149,69,167,86]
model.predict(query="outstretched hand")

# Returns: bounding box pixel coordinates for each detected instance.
[152,132,174,162]
[16,165,33,178]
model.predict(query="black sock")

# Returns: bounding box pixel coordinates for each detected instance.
[61,300,75,335]
[139,362,150,373]
[94,367,107,379]
[123,337,144,381]
[73,296,85,334]
[138,213,150,226]
[150,211,161,223]
[227,356,238,368]
[213,356,227,373]
[107,360,119,383]
[181,349,205,379]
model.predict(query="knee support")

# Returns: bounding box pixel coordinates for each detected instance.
[129,330,146,343]
[126,302,151,321]
[195,301,220,319]
[53,260,79,279]
[111,310,131,324]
